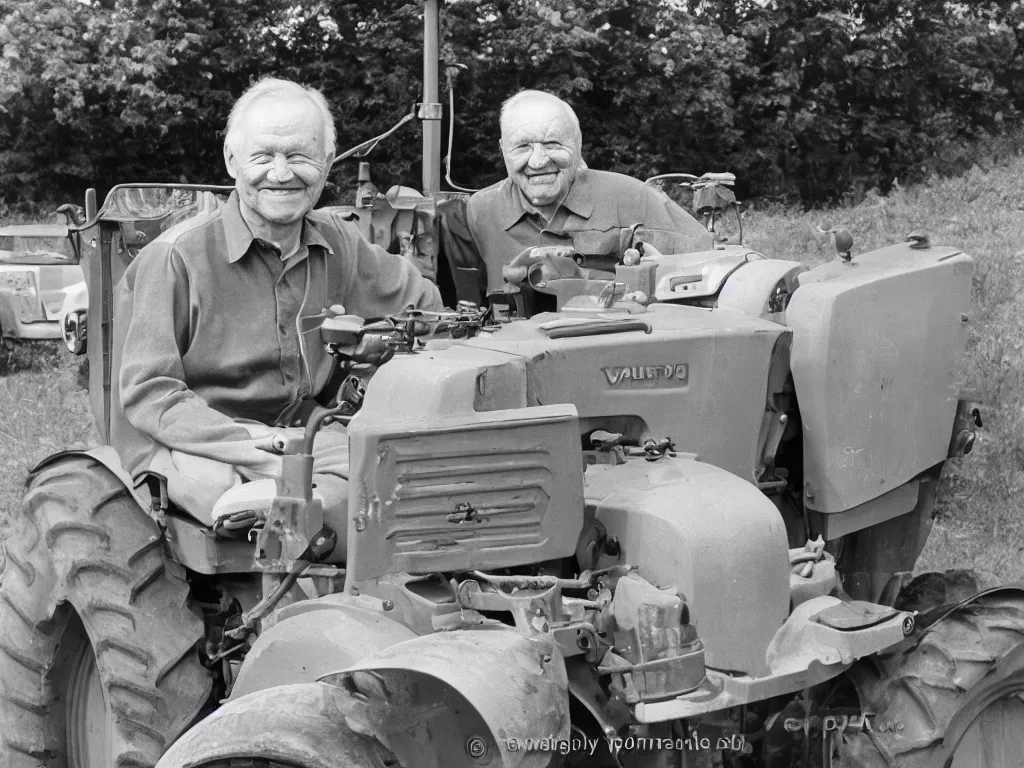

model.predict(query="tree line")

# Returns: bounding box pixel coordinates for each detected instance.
[1,0,1022,208]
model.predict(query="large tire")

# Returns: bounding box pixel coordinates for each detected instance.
[836,570,1024,768]
[0,456,213,768]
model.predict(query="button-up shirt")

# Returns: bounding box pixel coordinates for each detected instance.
[466,169,713,294]
[112,191,442,477]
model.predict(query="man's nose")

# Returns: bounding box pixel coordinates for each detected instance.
[527,143,551,168]
[268,155,295,182]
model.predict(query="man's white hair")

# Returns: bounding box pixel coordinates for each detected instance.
[499,89,586,172]
[224,77,337,159]
[499,90,583,148]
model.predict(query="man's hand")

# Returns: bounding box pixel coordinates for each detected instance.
[638,241,665,259]
[622,240,665,266]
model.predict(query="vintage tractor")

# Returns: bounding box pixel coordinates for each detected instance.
[0,3,1014,768]
[138,233,1009,768]
[1,184,1012,768]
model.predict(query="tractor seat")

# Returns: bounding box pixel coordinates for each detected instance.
[209,478,277,537]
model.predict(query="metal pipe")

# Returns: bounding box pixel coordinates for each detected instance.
[422,0,441,195]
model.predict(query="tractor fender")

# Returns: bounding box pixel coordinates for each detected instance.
[29,446,152,512]
[155,682,394,768]
[717,258,807,321]
[228,593,417,700]
[319,628,571,768]
[586,457,791,677]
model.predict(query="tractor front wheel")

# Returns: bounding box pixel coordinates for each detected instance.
[837,570,1024,768]
[0,455,213,768]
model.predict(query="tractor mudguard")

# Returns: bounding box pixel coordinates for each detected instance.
[716,258,807,321]
[319,628,571,768]
[29,445,152,512]
[586,457,791,677]
[228,593,417,700]
[155,683,394,768]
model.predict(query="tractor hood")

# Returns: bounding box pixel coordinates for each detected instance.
[412,303,790,483]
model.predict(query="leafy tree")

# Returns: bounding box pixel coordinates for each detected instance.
[2,0,1024,206]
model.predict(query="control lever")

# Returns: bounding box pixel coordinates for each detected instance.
[226,525,338,639]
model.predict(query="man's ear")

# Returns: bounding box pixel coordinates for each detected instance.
[223,139,239,180]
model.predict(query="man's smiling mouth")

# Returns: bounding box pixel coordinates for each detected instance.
[526,171,558,184]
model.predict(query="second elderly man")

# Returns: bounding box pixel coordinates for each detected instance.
[112,77,443,544]
[466,89,712,306]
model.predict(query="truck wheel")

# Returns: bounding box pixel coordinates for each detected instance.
[154,683,395,768]
[0,455,213,768]
[836,571,1024,768]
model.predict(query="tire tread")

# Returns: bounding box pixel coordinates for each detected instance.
[0,456,212,768]
[838,571,1024,767]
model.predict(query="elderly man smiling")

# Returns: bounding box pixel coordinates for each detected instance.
[111,77,442,534]
[467,89,712,304]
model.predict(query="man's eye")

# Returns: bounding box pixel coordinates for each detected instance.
[544,143,564,150]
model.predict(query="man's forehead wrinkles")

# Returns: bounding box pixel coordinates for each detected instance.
[507,117,572,144]
[239,99,322,138]
[248,131,314,147]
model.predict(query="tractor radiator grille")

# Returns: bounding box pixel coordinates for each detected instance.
[388,448,554,553]
[346,405,585,580]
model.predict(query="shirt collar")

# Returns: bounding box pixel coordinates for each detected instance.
[498,170,596,231]
[222,190,333,263]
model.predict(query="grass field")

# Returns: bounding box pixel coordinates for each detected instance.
[1,155,1023,580]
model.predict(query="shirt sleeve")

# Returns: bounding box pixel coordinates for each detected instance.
[638,185,714,254]
[330,212,444,316]
[118,244,281,473]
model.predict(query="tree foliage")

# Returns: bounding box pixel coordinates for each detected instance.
[1,0,1022,206]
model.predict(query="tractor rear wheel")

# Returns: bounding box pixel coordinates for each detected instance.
[836,570,1024,768]
[0,455,213,768]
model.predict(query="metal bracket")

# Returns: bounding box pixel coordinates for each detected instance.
[417,102,443,121]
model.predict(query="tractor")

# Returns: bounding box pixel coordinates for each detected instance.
[0,2,1015,768]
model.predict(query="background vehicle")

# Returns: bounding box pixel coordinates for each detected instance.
[0,222,83,349]
[0,2,1009,768]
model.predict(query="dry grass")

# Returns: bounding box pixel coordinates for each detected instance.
[2,153,1024,580]
[0,344,93,537]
